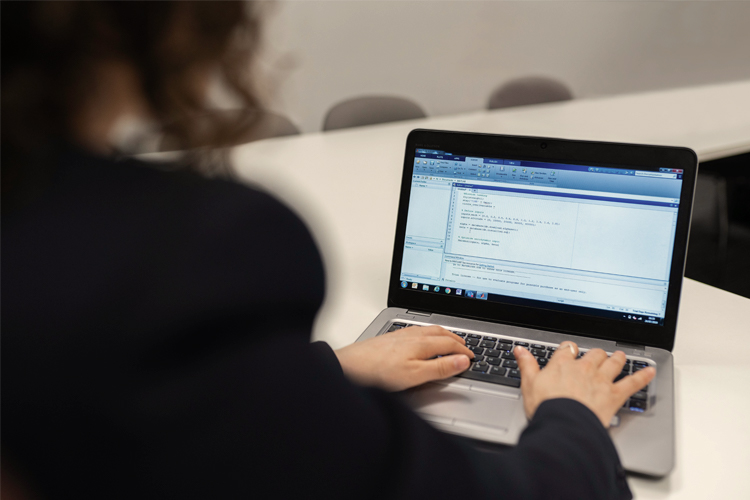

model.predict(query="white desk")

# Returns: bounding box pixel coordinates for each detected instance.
[230,80,750,499]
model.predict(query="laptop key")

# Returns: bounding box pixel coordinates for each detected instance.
[537,358,548,367]
[468,346,484,355]
[501,351,516,360]
[480,340,496,349]
[497,343,513,351]
[631,391,648,401]
[628,399,647,412]
[467,334,482,339]
[496,338,513,345]
[503,360,518,369]
[487,357,502,366]
[472,362,491,372]
[508,369,521,379]
[531,344,545,350]
[453,331,466,337]
[466,338,480,346]
[514,341,529,347]
[530,349,547,357]
[458,369,521,388]
[486,349,501,358]
[490,366,507,376]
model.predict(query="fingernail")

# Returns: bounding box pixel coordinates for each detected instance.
[455,355,470,370]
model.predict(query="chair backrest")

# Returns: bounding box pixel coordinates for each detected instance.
[488,76,573,110]
[246,111,300,141]
[323,96,426,131]
[690,173,723,237]
[159,110,300,152]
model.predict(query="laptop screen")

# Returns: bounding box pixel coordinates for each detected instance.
[398,148,684,327]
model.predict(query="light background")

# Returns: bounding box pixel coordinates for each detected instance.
[251,0,750,133]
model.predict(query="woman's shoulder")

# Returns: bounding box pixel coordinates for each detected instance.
[3,149,326,337]
[11,148,313,250]
[69,151,295,224]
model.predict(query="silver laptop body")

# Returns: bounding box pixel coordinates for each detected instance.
[356,130,697,477]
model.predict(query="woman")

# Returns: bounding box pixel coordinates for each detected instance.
[2,3,652,499]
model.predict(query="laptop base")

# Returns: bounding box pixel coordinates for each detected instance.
[357,307,675,477]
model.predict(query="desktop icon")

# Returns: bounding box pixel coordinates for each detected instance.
[466,290,476,298]
[433,286,441,292]
[401,281,408,288]
[477,291,488,300]
[445,288,451,294]
[522,169,527,174]
[455,289,463,296]
[500,166,505,171]
[422,284,429,291]
[411,282,419,289]
[512,168,517,172]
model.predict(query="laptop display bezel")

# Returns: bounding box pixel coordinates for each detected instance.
[387,129,697,352]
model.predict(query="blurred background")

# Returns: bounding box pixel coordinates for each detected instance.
[256,1,750,132]
[214,1,750,299]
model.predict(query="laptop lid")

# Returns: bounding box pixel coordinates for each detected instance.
[388,130,697,351]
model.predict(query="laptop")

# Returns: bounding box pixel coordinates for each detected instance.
[355,129,697,477]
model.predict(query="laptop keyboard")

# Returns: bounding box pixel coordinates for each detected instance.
[385,322,653,413]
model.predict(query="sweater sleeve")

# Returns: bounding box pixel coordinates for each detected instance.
[150,337,627,500]
[309,340,345,377]
[455,398,632,500]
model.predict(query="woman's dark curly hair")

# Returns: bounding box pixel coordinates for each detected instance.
[2,1,265,186]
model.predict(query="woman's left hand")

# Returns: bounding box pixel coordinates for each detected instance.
[334,325,473,391]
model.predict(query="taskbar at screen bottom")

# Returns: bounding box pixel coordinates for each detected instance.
[399,280,665,326]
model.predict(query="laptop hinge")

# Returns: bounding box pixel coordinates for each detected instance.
[616,341,647,350]
[405,310,432,317]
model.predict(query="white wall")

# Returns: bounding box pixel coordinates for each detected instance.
[256,1,750,134]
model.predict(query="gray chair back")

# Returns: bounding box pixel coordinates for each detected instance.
[488,76,573,110]
[323,96,426,131]
[159,110,299,151]
[245,111,300,141]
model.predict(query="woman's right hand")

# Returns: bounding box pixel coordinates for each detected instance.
[515,342,656,428]
[334,325,473,392]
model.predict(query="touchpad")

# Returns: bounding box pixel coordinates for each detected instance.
[406,382,518,432]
